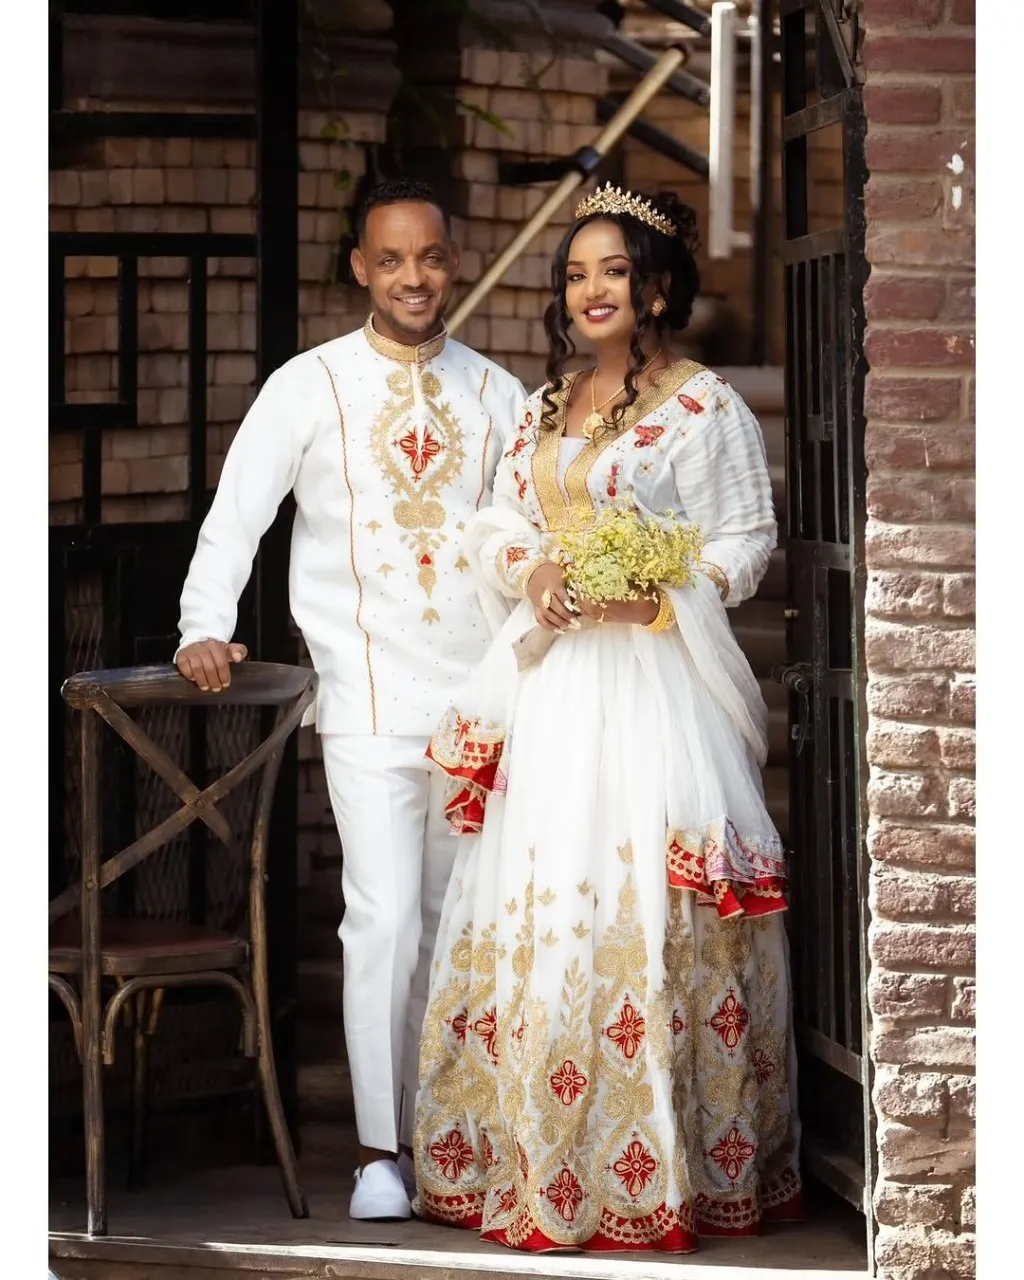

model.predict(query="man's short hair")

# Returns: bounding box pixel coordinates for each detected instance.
[354,178,451,242]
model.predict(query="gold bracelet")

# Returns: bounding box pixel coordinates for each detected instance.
[700,561,730,602]
[644,587,676,633]
[516,556,549,598]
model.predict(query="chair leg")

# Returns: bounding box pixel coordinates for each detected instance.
[79,708,107,1236]
[251,968,308,1219]
[81,970,106,1236]
[128,991,149,1189]
[251,1076,265,1165]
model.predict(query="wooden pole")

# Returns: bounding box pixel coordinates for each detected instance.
[447,47,686,336]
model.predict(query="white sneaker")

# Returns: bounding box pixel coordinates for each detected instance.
[349,1158,412,1222]
[397,1151,416,1199]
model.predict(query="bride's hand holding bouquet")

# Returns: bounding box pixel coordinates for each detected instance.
[514,503,705,670]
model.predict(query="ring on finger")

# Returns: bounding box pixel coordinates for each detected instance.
[541,588,552,609]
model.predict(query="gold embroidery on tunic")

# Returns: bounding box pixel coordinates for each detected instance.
[475,366,494,510]
[318,356,378,732]
[370,366,466,598]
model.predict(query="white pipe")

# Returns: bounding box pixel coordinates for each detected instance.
[748,8,762,214]
[709,2,752,259]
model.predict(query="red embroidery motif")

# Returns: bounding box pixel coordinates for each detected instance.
[607,996,646,1060]
[545,1168,584,1223]
[420,553,433,567]
[634,424,665,448]
[504,435,529,459]
[448,1008,468,1042]
[481,1132,497,1168]
[497,1185,518,1215]
[512,1013,526,1043]
[396,425,444,476]
[550,1060,588,1105]
[707,988,749,1052]
[612,1139,657,1198]
[513,470,529,501]
[607,460,621,499]
[752,1049,776,1084]
[429,1126,475,1181]
[473,1007,499,1061]
[505,545,529,568]
[708,1124,756,1184]
[671,1009,685,1035]
[678,393,705,414]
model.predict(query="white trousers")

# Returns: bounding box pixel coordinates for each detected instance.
[320,733,458,1153]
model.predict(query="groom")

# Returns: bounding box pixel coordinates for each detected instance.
[174,177,526,1220]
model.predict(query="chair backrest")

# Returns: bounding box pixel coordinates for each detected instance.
[62,661,316,710]
[50,663,318,926]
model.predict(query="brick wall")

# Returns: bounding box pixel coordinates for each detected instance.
[861,1,975,1275]
[50,110,379,525]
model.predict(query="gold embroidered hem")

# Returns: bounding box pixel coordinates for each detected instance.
[414,867,802,1254]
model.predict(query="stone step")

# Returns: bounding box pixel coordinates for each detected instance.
[759,544,786,600]
[296,958,346,1065]
[717,365,785,413]
[758,411,786,463]
[297,1059,354,1125]
[730,597,787,677]
[763,764,789,839]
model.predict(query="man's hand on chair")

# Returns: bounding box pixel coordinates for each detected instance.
[175,639,248,693]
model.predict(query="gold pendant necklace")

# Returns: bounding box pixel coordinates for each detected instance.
[581,349,663,441]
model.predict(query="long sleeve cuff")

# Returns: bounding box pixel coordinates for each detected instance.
[494,540,549,597]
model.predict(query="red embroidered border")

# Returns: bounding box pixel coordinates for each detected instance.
[426,729,505,835]
[419,1175,803,1254]
[667,836,789,918]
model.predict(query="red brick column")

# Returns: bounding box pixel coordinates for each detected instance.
[861,2,975,1275]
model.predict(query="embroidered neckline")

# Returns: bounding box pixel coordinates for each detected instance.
[363,315,447,365]
[531,357,705,532]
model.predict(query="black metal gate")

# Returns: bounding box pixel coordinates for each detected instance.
[776,0,874,1231]
[49,0,301,1156]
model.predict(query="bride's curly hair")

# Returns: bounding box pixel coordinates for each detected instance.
[539,190,700,432]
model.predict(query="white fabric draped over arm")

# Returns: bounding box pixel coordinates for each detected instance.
[177,363,311,654]
[660,384,777,766]
[672,384,777,607]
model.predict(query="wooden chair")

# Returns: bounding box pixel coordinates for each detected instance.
[48,662,317,1236]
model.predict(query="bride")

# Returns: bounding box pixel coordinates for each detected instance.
[412,183,802,1254]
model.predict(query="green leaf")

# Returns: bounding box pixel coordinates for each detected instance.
[456,99,513,138]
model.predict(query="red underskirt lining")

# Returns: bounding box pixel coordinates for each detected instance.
[417,1190,805,1254]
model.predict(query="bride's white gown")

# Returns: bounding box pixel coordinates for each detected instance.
[413,362,802,1254]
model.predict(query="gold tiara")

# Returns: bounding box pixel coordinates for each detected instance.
[574,183,676,237]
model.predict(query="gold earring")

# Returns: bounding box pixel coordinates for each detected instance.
[651,296,666,317]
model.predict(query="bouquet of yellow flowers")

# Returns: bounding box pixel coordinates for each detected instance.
[513,505,704,671]
[559,504,704,604]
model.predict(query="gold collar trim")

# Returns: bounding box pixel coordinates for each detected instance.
[363,316,447,365]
